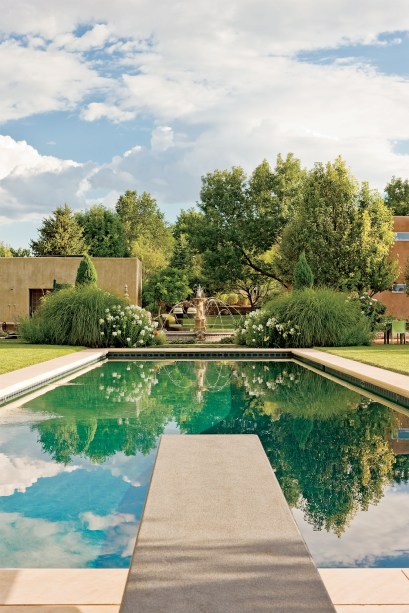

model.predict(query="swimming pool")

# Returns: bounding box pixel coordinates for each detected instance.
[0,359,408,568]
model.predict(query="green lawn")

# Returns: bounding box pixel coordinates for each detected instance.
[319,345,409,376]
[0,340,85,375]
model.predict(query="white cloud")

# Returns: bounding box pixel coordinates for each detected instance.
[150,126,173,152]
[80,102,135,123]
[0,452,78,496]
[293,486,409,567]
[0,40,109,123]
[0,135,79,180]
[0,1,409,228]
[0,512,99,567]
[80,511,135,531]
[80,511,139,558]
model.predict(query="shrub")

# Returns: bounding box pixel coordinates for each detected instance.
[236,288,373,348]
[293,251,314,290]
[219,336,235,344]
[75,254,97,286]
[348,292,386,331]
[20,285,127,346]
[235,309,300,348]
[98,304,157,347]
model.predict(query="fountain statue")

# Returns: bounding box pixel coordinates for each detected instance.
[192,285,207,339]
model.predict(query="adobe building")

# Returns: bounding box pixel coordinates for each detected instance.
[377,216,409,318]
[0,257,142,323]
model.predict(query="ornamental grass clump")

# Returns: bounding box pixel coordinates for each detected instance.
[20,285,127,346]
[99,304,158,348]
[236,288,373,348]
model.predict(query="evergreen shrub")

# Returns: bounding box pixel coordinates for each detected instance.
[75,254,98,286]
[293,251,314,290]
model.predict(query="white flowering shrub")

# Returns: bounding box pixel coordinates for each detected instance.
[98,362,159,402]
[347,291,386,331]
[233,362,301,398]
[99,304,158,347]
[235,309,300,348]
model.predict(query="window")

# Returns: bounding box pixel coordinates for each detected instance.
[395,232,409,241]
[391,284,407,293]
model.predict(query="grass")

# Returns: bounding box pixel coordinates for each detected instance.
[319,345,409,376]
[0,340,85,375]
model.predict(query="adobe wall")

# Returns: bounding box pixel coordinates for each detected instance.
[0,257,142,322]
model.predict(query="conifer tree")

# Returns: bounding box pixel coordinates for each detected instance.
[31,204,87,256]
[293,251,314,290]
[75,254,98,286]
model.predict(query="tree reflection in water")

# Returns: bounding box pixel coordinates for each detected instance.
[28,359,409,536]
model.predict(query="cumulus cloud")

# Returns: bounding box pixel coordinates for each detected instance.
[150,126,174,152]
[0,0,409,228]
[293,486,409,567]
[0,512,99,567]
[0,453,77,496]
[0,135,79,180]
[0,40,109,123]
[80,511,139,559]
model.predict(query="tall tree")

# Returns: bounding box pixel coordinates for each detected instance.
[278,157,396,293]
[115,190,173,276]
[31,204,87,256]
[384,176,409,216]
[195,155,305,288]
[358,182,398,294]
[76,204,129,257]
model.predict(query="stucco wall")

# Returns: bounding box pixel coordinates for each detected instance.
[0,257,142,322]
[376,216,409,318]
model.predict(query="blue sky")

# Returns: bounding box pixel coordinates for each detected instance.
[0,1,409,248]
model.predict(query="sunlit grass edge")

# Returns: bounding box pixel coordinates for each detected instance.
[0,341,85,375]
[319,345,409,377]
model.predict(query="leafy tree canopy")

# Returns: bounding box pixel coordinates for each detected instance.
[0,241,12,257]
[176,155,306,297]
[116,190,173,275]
[76,204,129,257]
[278,158,396,293]
[10,247,31,257]
[384,176,409,216]
[142,267,191,315]
[31,204,87,256]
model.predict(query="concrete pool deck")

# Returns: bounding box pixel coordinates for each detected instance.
[1,347,409,610]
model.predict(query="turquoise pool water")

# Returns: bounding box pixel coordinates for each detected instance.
[0,359,408,568]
